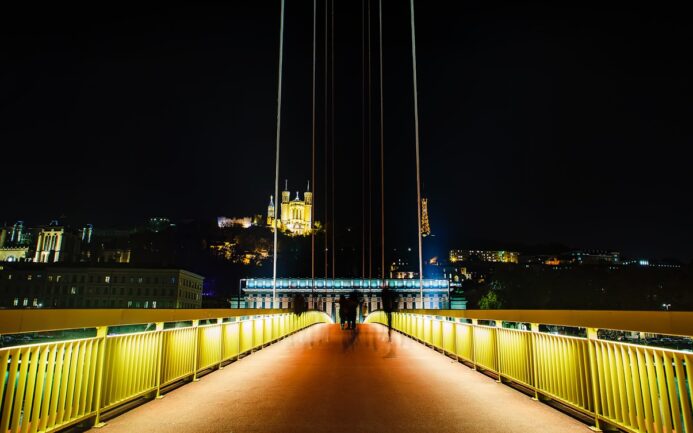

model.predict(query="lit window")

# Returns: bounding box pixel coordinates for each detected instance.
[23,298,28,306]
[144,301,149,308]
[105,276,110,283]
[32,298,38,307]
[56,275,62,282]
[138,277,143,284]
[71,287,77,295]
[152,301,157,309]
[13,298,18,306]
[127,301,133,308]
[27,275,32,281]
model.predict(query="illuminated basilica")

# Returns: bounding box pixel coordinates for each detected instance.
[267,181,312,236]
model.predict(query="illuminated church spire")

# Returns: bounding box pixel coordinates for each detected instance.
[267,179,313,236]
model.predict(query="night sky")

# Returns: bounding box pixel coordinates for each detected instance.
[2,2,692,262]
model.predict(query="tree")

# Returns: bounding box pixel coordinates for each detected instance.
[478,289,502,309]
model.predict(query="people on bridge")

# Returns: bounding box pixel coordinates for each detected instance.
[338,295,348,329]
[346,291,359,330]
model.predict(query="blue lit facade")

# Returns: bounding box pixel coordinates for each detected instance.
[240,278,451,320]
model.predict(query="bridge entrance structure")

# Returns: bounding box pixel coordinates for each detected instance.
[241,278,451,320]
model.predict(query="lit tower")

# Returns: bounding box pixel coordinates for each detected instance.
[421,198,431,237]
[267,195,275,227]
[280,179,290,229]
[304,180,312,230]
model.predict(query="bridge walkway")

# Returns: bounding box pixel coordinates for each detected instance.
[90,323,589,433]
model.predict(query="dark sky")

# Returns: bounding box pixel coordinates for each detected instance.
[2,2,692,262]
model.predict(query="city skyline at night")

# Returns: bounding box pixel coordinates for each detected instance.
[2,2,692,265]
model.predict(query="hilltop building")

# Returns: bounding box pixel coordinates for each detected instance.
[449,249,520,264]
[267,180,313,236]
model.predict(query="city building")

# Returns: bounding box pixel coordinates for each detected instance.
[563,250,620,265]
[147,217,174,233]
[33,225,81,263]
[449,249,519,264]
[0,263,203,309]
[240,278,452,320]
[0,223,30,262]
[217,216,253,228]
[267,180,312,236]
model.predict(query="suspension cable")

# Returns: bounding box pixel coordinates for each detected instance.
[378,0,385,281]
[272,0,286,308]
[311,0,317,296]
[367,0,372,279]
[410,0,424,307]
[323,0,329,283]
[331,0,336,280]
[361,0,366,279]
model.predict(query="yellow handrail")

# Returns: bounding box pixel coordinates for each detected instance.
[365,310,693,433]
[404,309,693,337]
[0,310,331,433]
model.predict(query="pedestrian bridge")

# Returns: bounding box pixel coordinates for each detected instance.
[0,309,691,433]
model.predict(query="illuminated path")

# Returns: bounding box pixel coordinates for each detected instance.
[91,324,589,433]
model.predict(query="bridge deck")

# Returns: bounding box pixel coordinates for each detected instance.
[92,324,589,433]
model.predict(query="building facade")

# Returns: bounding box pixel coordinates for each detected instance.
[33,226,81,263]
[267,181,312,236]
[240,278,451,321]
[449,249,519,264]
[0,264,203,309]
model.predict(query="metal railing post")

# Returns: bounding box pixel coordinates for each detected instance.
[586,327,603,432]
[530,323,540,400]
[217,318,225,369]
[495,320,503,382]
[92,326,108,427]
[191,320,200,381]
[154,322,165,399]
[471,318,478,370]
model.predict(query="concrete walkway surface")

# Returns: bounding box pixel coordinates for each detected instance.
[91,323,590,433]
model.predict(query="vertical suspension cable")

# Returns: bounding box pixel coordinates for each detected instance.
[272,0,286,308]
[330,0,336,280]
[410,0,424,308]
[367,0,373,278]
[378,0,385,281]
[311,0,317,298]
[323,0,329,284]
[361,0,366,279]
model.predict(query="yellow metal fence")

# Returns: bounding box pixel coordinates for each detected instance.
[366,311,693,433]
[0,310,329,433]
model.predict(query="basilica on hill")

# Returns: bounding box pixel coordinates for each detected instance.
[267,180,313,236]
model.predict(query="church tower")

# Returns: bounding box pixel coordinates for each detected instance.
[303,181,312,228]
[267,195,275,227]
[280,180,290,228]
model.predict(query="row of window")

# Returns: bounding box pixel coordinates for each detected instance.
[181,279,202,290]
[1,286,180,297]
[10,298,186,308]
[3,273,184,286]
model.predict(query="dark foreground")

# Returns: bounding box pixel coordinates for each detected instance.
[92,323,588,433]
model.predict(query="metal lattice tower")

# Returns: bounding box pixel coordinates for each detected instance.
[421,198,431,237]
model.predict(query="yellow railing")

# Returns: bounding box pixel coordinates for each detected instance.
[0,309,330,433]
[366,310,693,433]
